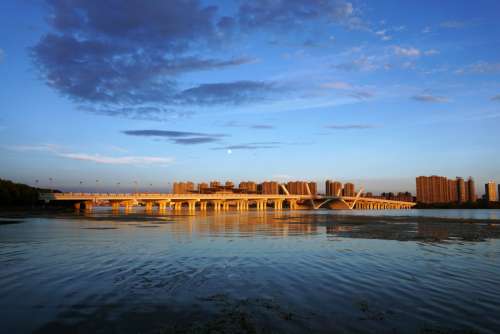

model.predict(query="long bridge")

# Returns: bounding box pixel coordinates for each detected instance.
[39,191,416,212]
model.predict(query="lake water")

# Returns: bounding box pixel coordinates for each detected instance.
[1,209,500,333]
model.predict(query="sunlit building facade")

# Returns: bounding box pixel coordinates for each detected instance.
[485,181,498,202]
[416,176,477,204]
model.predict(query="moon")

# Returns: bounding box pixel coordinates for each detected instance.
[227,149,232,155]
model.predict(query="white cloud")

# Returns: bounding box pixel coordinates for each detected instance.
[4,144,173,165]
[393,46,421,57]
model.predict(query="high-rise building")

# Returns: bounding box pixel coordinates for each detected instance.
[417,176,449,203]
[466,177,476,202]
[173,181,195,194]
[447,178,457,203]
[457,177,466,203]
[260,181,279,194]
[325,180,342,196]
[210,181,220,189]
[308,182,317,195]
[197,182,208,193]
[417,175,477,204]
[286,181,316,195]
[225,181,234,189]
[343,183,355,197]
[239,181,257,193]
[332,181,342,196]
[485,181,498,202]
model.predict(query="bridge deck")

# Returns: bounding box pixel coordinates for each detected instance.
[39,192,415,206]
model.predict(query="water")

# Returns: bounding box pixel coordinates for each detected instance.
[1,209,500,333]
[329,208,500,220]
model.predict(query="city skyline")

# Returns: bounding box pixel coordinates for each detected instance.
[1,1,500,191]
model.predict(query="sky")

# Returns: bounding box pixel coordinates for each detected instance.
[0,0,499,194]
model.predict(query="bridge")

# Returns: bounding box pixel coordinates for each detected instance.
[39,191,416,212]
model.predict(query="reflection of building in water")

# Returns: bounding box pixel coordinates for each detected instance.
[175,212,320,238]
[326,225,354,234]
[416,223,449,241]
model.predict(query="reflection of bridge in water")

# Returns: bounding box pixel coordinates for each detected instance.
[40,191,416,212]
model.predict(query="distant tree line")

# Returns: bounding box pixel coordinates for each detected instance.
[0,179,59,207]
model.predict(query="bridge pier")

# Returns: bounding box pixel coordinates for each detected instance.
[212,200,221,211]
[74,202,81,211]
[83,201,93,212]
[173,202,183,211]
[288,199,298,210]
[199,201,208,211]
[110,201,121,211]
[273,199,283,210]
[157,200,169,211]
[144,201,154,212]
[239,200,249,211]
[256,200,267,211]
[187,200,197,212]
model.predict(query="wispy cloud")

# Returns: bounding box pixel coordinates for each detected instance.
[0,48,4,62]
[123,129,226,145]
[222,121,275,130]
[57,153,173,165]
[321,81,374,100]
[321,82,353,90]
[424,49,440,56]
[250,124,275,129]
[212,141,281,150]
[440,20,466,29]
[174,81,278,105]
[332,56,380,72]
[325,124,377,130]
[455,62,500,74]
[4,144,173,165]
[393,46,421,57]
[172,137,221,145]
[412,94,450,103]
[491,94,500,101]
[273,174,294,180]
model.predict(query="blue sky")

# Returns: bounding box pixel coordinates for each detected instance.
[1,0,499,193]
